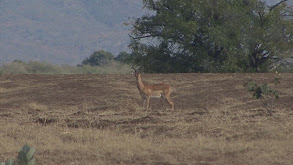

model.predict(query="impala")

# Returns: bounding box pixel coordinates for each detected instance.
[132,67,174,110]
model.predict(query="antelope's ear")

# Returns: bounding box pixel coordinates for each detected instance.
[131,66,136,71]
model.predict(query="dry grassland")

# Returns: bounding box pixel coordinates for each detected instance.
[0,73,293,165]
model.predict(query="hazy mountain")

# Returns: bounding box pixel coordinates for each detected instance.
[0,0,145,65]
[0,0,291,65]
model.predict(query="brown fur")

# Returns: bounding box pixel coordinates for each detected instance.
[133,69,174,110]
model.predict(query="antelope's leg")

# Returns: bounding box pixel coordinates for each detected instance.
[142,99,146,108]
[164,90,174,110]
[164,96,173,110]
[146,97,150,110]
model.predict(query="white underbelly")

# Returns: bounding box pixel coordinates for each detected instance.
[150,91,162,98]
[150,95,162,98]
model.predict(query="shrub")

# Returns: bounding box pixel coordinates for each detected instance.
[0,145,36,165]
[81,50,114,66]
[244,77,281,116]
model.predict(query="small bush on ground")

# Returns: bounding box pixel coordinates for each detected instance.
[244,77,281,116]
[0,145,35,165]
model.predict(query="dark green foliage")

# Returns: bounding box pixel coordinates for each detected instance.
[81,50,115,66]
[0,145,35,165]
[114,52,132,63]
[129,0,293,73]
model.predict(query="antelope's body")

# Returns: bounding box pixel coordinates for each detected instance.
[132,67,174,110]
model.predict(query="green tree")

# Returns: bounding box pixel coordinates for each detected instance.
[241,0,293,72]
[128,0,293,73]
[114,51,131,63]
[81,50,114,66]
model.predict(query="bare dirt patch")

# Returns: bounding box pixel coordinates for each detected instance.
[0,73,293,165]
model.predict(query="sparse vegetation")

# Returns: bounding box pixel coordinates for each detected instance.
[0,74,293,164]
[0,60,131,74]
[244,76,281,116]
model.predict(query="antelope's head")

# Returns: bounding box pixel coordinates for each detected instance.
[132,67,141,80]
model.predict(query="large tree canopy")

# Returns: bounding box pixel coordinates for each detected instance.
[128,0,293,73]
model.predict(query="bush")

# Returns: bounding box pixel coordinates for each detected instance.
[0,145,36,165]
[81,50,115,66]
[244,76,281,116]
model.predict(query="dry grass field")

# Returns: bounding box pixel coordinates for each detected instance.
[0,73,293,165]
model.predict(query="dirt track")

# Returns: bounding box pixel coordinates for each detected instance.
[0,73,292,164]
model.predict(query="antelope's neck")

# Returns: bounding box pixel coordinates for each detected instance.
[137,78,145,91]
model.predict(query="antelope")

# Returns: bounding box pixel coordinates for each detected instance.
[132,67,174,110]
